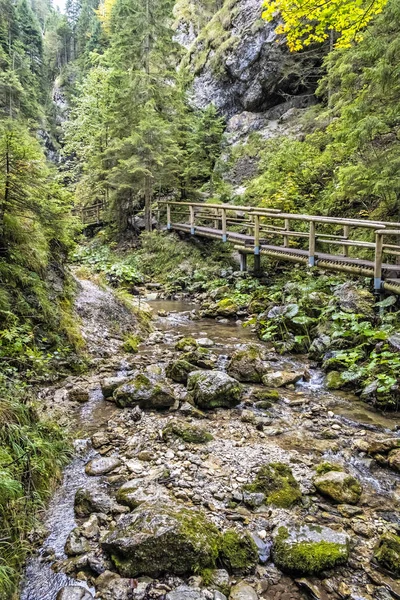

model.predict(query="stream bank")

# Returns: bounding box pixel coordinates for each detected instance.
[20,276,400,600]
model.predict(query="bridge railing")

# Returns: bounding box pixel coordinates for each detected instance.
[158,201,400,292]
[73,202,106,225]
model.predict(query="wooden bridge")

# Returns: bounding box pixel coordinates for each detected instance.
[159,201,400,295]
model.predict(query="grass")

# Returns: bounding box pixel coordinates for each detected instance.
[0,381,71,599]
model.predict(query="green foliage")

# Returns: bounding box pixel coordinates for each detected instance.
[0,381,71,599]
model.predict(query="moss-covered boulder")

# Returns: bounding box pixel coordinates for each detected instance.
[175,337,198,351]
[219,530,259,575]
[101,504,220,577]
[227,345,268,383]
[182,348,218,369]
[388,448,400,472]
[374,532,400,576]
[165,360,197,384]
[313,464,362,505]
[101,376,129,399]
[261,371,304,388]
[116,481,163,510]
[334,283,374,318]
[113,374,175,409]
[163,420,213,444]
[166,359,197,384]
[244,463,301,508]
[187,370,242,409]
[326,371,346,390]
[272,524,350,575]
[214,298,239,317]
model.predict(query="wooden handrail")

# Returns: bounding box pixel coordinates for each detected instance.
[159,201,400,292]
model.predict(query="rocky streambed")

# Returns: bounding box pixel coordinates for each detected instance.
[20,279,400,600]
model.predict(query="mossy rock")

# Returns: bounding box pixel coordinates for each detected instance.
[313,466,362,505]
[244,463,301,508]
[315,462,343,475]
[182,348,218,369]
[326,371,346,390]
[175,337,198,351]
[215,298,240,317]
[166,359,197,384]
[163,420,213,444]
[187,370,242,410]
[116,481,160,510]
[219,530,259,575]
[113,374,175,409]
[374,532,400,576]
[102,503,220,577]
[272,525,349,575]
[227,345,268,383]
[252,389,280,402]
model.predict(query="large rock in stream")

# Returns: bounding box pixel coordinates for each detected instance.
[56,587,93,600]
[101,504,220,577]
[227,345,269,383]
[272,524,350,575]
[187,371,242,409]
[113,373,175,409]
[313,465,362,505]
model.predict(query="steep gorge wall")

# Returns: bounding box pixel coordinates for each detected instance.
[176,0,320,142]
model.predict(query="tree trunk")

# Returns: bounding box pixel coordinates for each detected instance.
[144,173,152,232]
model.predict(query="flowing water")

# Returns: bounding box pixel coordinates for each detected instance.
[20,289,400,600]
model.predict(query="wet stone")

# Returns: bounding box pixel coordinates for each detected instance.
[56,587,94,600]
[229,582,258,600]
[74,487,114,517]
[166,586,204,600]
[85,456,121,476]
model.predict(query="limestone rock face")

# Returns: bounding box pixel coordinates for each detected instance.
[113,373,175,409]
[314,469,362,504]
[388,448,400,472]
[272,524,349,575]
[185,0,318,119]
[187,370,242,409]
[101,504,220,577]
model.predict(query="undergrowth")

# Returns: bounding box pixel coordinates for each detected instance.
[0,381,71,599]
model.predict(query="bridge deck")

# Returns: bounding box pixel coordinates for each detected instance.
[171,223,400,275]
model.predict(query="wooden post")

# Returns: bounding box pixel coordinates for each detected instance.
[309,220,316,267]
[239,252,247,272]
[343,225,349,257]
[214,208,219,230]
[374,231,384,292]
[189,205,195,235]
[167,203,171,230]
[221,208,227,242]
[283,218,290,248]
[254,214,260,256]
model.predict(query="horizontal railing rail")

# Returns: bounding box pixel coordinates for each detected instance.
[158,201,400,293]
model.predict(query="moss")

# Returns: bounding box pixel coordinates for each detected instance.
[374,533,400,576]
[122,333,141,353]
[326,371,345,390]
[163,421,213,444]
[166,359,196,383]
[253,389,280,402]
[244,463,301,508]
[219,530,259,575]
[273,526,349,575]
[315,462,343,475]
[175,337,198,351]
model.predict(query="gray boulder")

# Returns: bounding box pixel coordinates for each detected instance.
[56,587,93,600]
[187,371,242,409]
[227,345,269,383]
[101,504,220,577]
[313,468,362,505]
[113,374,175,409]
[85,456,121,476]
[272,524,349,574]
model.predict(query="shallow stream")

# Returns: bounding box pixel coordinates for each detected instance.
[20,290,400,600]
